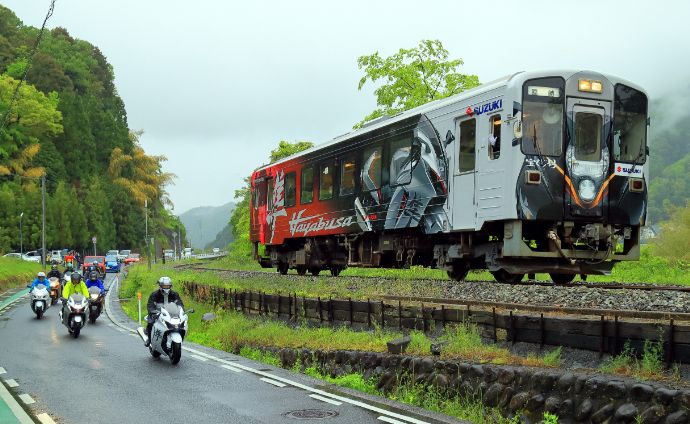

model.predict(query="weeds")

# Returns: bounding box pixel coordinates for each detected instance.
[600,340,677,380]
[0,257,41,292]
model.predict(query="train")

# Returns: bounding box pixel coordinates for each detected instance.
[249,70,648,283]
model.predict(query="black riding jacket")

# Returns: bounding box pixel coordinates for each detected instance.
[146,289,184,315]
[47,269,62,279]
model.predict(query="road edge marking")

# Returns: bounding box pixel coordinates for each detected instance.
[18,394,34,405]
[378,417,409,424]
[309,394,342,406]
[4,379,18,388]
[221,364,242,373]
[260,377,286,388]
[37,413,56,424]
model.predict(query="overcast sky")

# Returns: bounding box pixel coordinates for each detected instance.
[3,0,690,214]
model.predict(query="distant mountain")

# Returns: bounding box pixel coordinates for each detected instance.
[179,202,236,249]
[205,222,235,249]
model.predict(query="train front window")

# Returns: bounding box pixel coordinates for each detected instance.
[574,112,603,162]
[613,84,647,163]
[521,77,565,157]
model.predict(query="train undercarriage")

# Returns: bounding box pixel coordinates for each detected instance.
[257,220,641,283]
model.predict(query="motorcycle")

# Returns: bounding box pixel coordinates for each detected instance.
[137,303,194,365]
[87,286,106,324]
[29,283,50,319]
[48,277,62,305]
[59,293,88,338]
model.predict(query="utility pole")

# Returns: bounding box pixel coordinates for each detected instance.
[19,212,23,257]
[145,199,151,270]
[172,232,177,261]
[41,174,46,269]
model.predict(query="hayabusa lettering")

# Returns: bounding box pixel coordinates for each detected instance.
[289,209,354,236]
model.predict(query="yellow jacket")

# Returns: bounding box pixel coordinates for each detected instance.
[62,281,90,299]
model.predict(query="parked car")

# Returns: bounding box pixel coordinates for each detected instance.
[2,252,39,262]
[163,249,174,259]
[124,253,140,265]
[83,256,106,276]
[105,255,121,273]
[182,247,193,259]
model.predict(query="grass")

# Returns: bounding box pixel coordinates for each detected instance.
[210,244,690,285]
[0,257,41,292]
[600,340,678,381]
[120,264,571,369]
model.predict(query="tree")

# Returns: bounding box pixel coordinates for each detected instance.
[68,185,88,250]
[47,181,73,247]
[653,201,690,263]
[82,176,116,251]
[356,39,479,126]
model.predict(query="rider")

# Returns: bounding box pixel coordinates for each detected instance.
[29,272,48,292]
[47,264,62,280]
[85,271,105,294]
[144,277,184,347]
[61,272,89,315]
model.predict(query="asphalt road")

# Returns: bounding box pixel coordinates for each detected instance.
[0,274,456,424]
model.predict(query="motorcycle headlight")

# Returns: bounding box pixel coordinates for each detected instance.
[90,294,99,300]
[578,179,596,202]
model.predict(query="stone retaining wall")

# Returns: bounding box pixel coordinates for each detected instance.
[261,347,688,424]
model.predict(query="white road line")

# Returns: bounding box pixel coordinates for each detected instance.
[309,394,342,406]
[190,354,208,362]
[260,377,286,388]
[221,364,242,373]
[5,378,18,388]
[18,393,35,405]
[0,378,33,424]
[0,367,5,374]
[378,417,409,424]
[37,413,57,424]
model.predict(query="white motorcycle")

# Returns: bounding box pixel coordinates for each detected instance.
[29,283,50,319]
[60,293,88,338]
[137,303,193,365]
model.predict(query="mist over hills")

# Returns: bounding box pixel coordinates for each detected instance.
[179,202,235,249]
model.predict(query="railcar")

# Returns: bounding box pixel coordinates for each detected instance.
[249,70,648,283]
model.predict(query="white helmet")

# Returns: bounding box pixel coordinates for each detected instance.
[158,276,172,294]
[37,272,46,280]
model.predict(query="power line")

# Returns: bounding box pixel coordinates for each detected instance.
[0,0,57,134]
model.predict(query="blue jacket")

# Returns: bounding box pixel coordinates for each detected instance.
[29,278,48,293]
[85,278,105,293]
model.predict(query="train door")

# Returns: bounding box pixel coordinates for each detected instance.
[475,112,505,226]
[452,117,477,230]
[564,98,611,219]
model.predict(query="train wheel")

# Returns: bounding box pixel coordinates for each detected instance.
[490,269,524,284]
[309,267,320,276]
[329,266,342,277]
[550,273,575,284]
[277,263,288,275]
[296,266,307,276]
[447,261,469,281]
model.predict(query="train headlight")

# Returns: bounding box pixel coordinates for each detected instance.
[578,179,596,202]
[578,79,603,93]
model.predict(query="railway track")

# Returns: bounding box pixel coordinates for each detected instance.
[175,264,690,293]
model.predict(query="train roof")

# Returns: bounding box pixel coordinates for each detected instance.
[256,69,646,172]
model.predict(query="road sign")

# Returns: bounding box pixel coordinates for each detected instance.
[92,236,97,243]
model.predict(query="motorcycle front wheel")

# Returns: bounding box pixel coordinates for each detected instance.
[36,310,43,319]
[170,342,182,365]
[73,328,80,338]
[89,315,96,324]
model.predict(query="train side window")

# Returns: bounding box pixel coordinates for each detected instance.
[362,145,382,191]
[389,135,412,186]
[319,163,334,200]
[340,157,356,196]
[284,172,296,207]
[459,118,476,172]
[489,115,501,160]
[300,167,314,204]
[267,179,274,210]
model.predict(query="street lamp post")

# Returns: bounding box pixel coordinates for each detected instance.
[172,232,177,261]
[19,212,24,256]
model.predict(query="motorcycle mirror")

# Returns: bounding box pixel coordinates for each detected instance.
[26,284,31,288]
[187,308,195,314]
